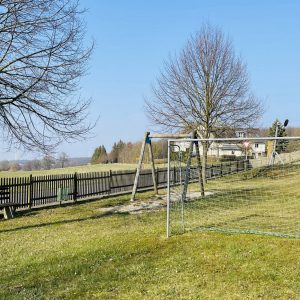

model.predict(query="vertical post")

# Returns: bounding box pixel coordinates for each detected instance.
[167,140,171,238]
[220,162,223,177]
[28,174,33,209]
[73,172,77,202]
[109,170,112,194]
[244,160,248,172]
[270,122,279,166]
[148,139,158,194]
[181,133,195,203]
[194,139,205,197]
[131,132,149,201]
[173,166,176,185]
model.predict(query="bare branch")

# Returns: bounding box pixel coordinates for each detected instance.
[0,0,94,152]
[145,24,263,139]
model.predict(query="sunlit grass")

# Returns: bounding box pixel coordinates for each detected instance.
[0,165,300,299]
[171,164,300,238]
[0,163,165,178]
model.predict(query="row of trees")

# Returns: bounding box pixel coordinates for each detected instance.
[91,140,168,164]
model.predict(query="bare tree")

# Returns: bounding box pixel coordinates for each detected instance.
[42,155,55,170]
[0,160,9,171]
[0,0,93,152]
[9,161,20,171]
[145,24,263,179]
[23,161,33,171]
[58,152,69,168]
[31,159,41,170]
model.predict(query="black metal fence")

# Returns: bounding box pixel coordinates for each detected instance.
[0,160,249,209]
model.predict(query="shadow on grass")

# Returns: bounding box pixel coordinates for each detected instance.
[0,210,130,234]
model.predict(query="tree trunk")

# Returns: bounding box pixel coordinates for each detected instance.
[202,141,208,184]
[195,141,205,196]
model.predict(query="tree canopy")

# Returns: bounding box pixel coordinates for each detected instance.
[145,24,263,139]
[0,0,93,152]
[268,119,288,153]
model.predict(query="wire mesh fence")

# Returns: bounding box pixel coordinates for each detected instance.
[167,137,300,238]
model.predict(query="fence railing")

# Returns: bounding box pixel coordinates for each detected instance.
[0,160,249,209]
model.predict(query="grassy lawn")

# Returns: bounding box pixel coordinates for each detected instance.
[0,163,155,178]
[0,182,300,299]
[170,164,300,238]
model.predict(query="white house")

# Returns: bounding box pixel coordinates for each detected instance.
[174,129,266,158]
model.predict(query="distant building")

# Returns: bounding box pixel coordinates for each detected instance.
[174,129,266,158]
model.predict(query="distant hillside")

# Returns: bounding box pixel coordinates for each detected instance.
[5,157,90,167]
[68,157,91,166]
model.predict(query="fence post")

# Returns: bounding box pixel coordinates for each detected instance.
[220,163,223,177]
[244,160,248,172]
[173,166,176,185]
[109,170,112,194]
[28,174,33,209]
[73,172,77,202]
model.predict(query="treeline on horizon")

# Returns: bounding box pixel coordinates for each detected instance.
[0,153,79,172]
[2,124,300,172]
[91,125,300,165]
[90,140,168,164]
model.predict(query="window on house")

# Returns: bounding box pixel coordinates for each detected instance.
[237,131,245,138]
[255,143,259,148]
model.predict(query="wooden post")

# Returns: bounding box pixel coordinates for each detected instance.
[73,172,77,202]
[148,139,158,194]
[109,170,112,194]
[131,132,149,201]
[28,174,33,209]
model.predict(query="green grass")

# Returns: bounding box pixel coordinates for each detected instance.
[171,164,300,238]
[0,163,161,178]
[1,182,300,299]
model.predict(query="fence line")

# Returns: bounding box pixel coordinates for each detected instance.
[0,160,249,210]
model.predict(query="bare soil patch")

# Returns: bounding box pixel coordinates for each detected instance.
[100,191,214,214]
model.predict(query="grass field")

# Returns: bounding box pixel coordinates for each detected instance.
[1,165,300,299]
[0,168,300,299]
[171,164,300,238]
[0,163,150,178]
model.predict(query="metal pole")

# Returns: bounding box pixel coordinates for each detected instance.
[166,140,171,238]
[171,144,185,233]
[149,133,191,139]
[168,136,300,142]
[179,150,185,233]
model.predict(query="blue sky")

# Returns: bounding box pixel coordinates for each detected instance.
[1,0,300,160]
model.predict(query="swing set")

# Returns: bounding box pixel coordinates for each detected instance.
[130,131,204,201]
